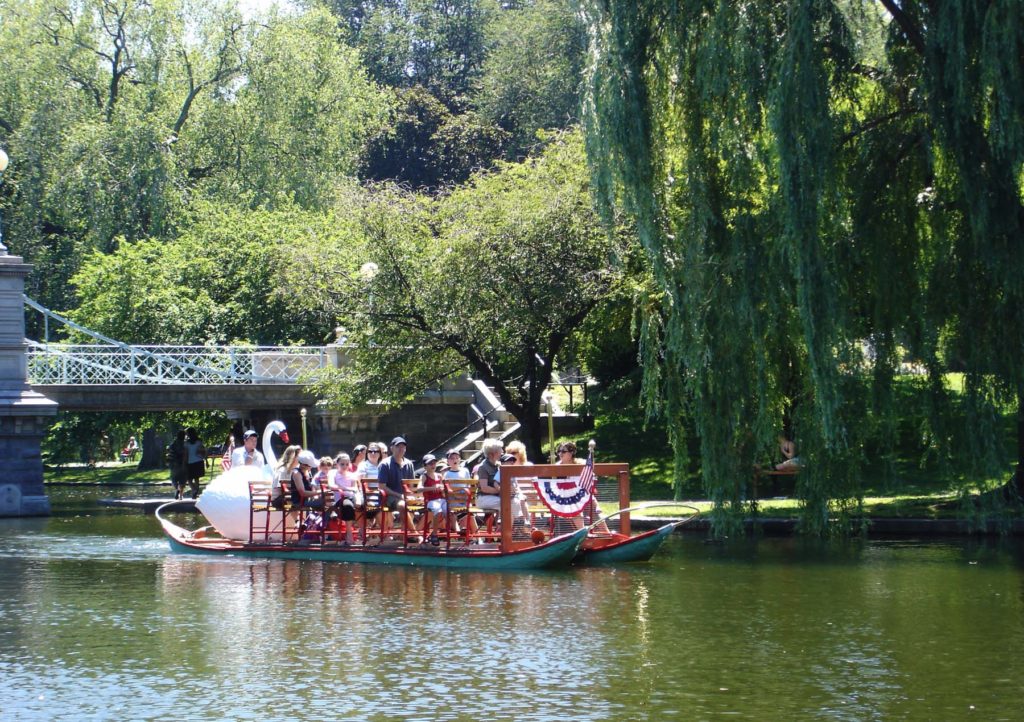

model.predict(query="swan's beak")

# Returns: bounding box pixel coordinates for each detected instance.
[279,431,290,444]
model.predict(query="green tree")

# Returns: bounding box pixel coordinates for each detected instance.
[309,132,628,458]
[361,86,509,188]
[69,201,361,345]
[324,0,494,106]
[0,0,389,316]
[583,1,1024,532]
[475,0,586,154]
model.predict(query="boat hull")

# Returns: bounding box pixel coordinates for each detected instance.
[574,522,678,565]
[158,503,586,571]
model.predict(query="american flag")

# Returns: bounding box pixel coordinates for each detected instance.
[578,452,596,495]
[221,440,234,472]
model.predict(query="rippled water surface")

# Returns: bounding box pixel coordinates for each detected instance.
[2,486,1023,720]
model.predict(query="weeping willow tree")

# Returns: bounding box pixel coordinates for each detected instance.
[583,0,1024,534]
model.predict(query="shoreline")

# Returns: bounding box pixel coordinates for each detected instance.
[631,515,1024,536]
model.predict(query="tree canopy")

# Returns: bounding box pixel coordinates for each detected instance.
[306,132,629,458]
[0,0,390,314]
[583,0,1024,532]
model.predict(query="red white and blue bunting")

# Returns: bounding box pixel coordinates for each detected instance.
[533,459,597,518]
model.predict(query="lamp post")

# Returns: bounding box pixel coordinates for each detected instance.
[359,261,378,331]
[0,148,9,255]
[300,407,308,449]
[543,390,556,463]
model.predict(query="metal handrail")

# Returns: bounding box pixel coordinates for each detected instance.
[23,296,327,385]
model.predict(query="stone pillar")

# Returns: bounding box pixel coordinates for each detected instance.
[0,254,57,516]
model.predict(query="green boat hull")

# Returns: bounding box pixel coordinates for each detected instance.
[574,522,678,566]
[158,503,586,571]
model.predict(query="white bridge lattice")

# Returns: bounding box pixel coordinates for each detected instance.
[24,296,328,385]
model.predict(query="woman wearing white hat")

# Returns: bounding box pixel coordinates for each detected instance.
[293,449,324,510]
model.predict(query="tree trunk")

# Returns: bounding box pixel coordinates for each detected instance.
[518,414,547,464]
[1014,387,1024,498]
[138,427,165,471]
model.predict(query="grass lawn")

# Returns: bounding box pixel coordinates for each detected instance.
[563,383,1023,521]
[44,463,172,485]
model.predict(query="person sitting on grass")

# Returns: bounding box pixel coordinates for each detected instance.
[775,435,803,471]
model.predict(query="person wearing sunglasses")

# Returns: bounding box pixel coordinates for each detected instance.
[357,443,383,480]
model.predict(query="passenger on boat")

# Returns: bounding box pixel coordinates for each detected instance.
[443,450,470,481]
[556,441,584,465]
[358,442,383,479]
[443,449,477,537]
[477,440,524,522]
[331,452,360,545]
[230,429,265,469]
[504,440,534,526]
[358,442,384,537]
[315,456,333,489]
[418,454,446,546]
[377,437,417,538]
[272,445,302,510]
[350,444,367,473]
[293,450,324,510]
[552,438,598,528]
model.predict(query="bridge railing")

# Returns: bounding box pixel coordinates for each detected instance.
[26,343,328,385]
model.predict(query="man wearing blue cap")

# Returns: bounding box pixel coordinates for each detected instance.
[377,436,416,540]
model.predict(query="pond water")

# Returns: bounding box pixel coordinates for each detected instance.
[1,486,1023,720]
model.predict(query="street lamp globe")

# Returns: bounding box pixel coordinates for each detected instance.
[359,261,379,281]
[0,148,8,173]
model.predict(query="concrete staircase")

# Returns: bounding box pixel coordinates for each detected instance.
[427,379,520,468]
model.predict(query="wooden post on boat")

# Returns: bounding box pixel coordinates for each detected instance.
[618,469,630,536]
[500,462,512,553]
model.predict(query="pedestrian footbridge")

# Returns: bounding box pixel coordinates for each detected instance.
[24,295,325,410]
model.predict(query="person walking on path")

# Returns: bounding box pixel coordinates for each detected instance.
[184,427,206,499]
[167,431,188,500]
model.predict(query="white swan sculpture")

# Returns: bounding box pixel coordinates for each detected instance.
[195,420,289,541]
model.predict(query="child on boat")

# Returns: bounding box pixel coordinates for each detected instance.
[419,454,445,546]
[331,452,360,545]
[443,449,477,539]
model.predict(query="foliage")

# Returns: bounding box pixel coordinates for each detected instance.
[68,200,360,344]
[474,0,587,153]
[0,0,390,317]
[324,0,586,185]
[583,1,1024,534]
[308,131,630,457]
[324,0,494,106]
[42,409,229,466]
[361,86,509,188]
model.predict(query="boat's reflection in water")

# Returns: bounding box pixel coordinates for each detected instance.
[158,554,627,719]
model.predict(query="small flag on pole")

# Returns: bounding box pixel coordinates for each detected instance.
[578,451,596,495]
[221,441,233,472]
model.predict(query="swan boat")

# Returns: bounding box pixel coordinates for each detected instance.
[155,428,690,570]
[156,422,587,570]
[573,504,700,565]
[156,502,588,570]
